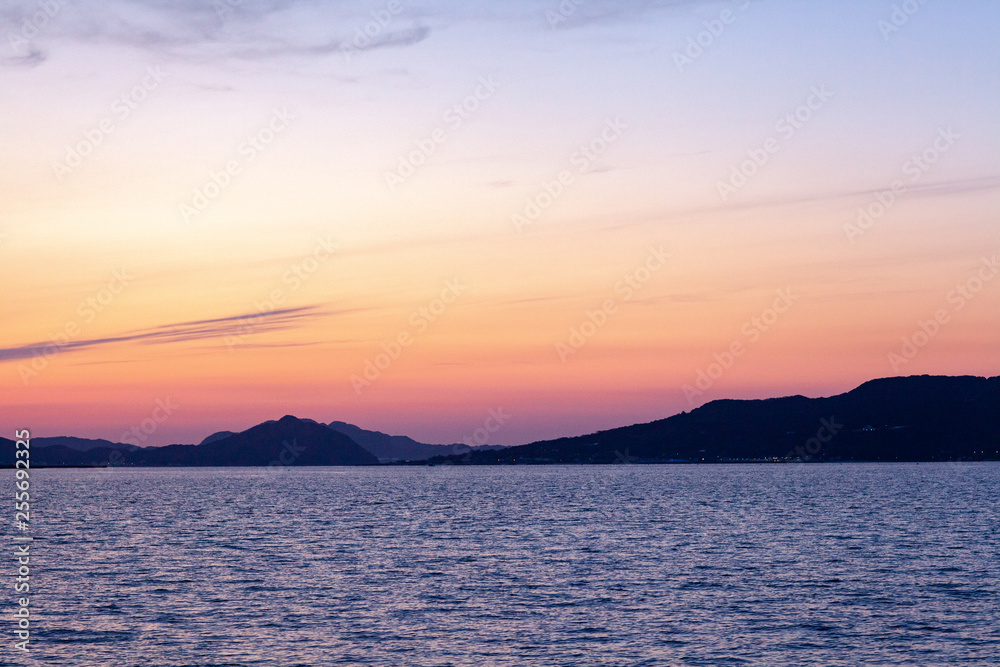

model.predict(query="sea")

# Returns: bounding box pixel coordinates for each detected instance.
[4,463,999,666]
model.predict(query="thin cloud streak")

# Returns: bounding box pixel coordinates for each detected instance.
[541,0,720,29]
[0,305,336,363]
[596,175,1000,234]
[0,0,433,67]
[0,0,732,68]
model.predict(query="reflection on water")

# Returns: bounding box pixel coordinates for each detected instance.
[8,462,1000,666]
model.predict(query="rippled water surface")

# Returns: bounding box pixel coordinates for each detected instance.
[4,463,1000,666]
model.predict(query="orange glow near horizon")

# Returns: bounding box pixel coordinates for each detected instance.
[2,1,999,446]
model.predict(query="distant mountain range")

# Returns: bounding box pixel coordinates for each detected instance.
[1,416,378,467]
[326,421,476,462]
[192,421,475,462]
[0,416,486,467]
[19,436,139,452]
[2,376,998,466]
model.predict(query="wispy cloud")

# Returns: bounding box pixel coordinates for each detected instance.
[755,175,1000,212]
[0,0,432,67]
[356,25,430,51]
[0,0,738,68]
[0,47,46,67]
[540,0,715,29]
[596,175,1000,234]
[0,305,334,363]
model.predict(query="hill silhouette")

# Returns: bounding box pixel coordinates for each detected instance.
[1,416,378,467]
[427,375,1000,464]
[327,420,471,462]
[4,376,998,466]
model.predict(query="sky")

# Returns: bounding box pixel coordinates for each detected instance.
[1,0,998,447]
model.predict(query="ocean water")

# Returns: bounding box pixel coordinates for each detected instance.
[4,463,999,666]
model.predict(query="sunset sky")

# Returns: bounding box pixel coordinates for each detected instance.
[2,0,998,447]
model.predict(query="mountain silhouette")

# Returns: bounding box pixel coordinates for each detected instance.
[326,420,470,462]
[0,416,378,467]
[198,431,236,446]
[129,416,378,466]
[428,375,1000,464]
[31,436,138,452]
[4,376,999,466]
